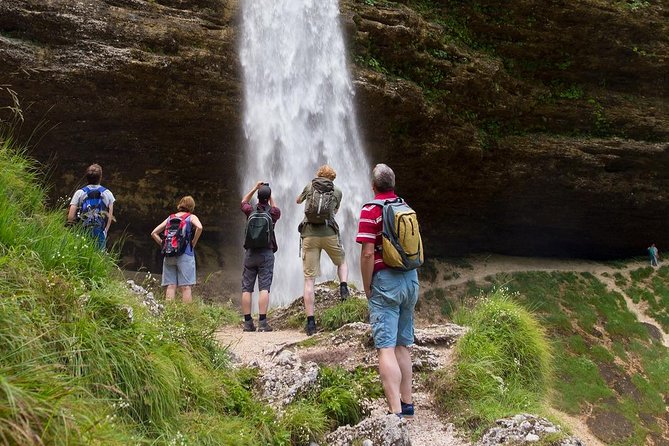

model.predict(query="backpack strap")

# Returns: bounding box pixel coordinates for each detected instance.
[363,198,404,252]
[364,197,403,208]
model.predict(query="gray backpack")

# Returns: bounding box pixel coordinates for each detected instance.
[304,178,336,224]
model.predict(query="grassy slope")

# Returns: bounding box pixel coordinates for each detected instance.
[428,267,669,445]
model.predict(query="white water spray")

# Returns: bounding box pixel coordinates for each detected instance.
[240,0,370,307]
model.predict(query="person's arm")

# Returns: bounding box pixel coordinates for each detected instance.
[150,219,168,246]
[67,204,78,224]
[269,195,277,208]
[104,202,114,234]
[242,181,265,204]
[334,189,342,215]
[190,215,203,247]
[360,242,375,298]
[296,184,309,204]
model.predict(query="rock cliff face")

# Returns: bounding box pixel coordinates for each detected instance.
[0,0,242,270]
[342,0,669,259]
[1,0,668,271]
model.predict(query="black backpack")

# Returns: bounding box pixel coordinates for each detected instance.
[78,186,108,229]
[161,213,191,257]
[304,178,336,224]
[244,205,273,249]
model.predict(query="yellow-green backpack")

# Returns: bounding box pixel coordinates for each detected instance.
[367,198,424,270]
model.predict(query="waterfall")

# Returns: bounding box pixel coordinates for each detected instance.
[240,0,370,307]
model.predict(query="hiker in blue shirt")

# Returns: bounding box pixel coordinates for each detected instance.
[67,164,115,249]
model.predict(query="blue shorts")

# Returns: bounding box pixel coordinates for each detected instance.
[162,253,196,286]
[368,268,419,348]
[242,249,275,292]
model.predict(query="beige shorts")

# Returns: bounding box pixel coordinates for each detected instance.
[302,235,345,278]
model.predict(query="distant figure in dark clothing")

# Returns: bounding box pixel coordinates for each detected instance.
[648,243,659,267]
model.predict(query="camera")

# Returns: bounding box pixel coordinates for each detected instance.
[262,182,269,186]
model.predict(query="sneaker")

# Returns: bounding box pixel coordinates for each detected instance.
[305,320,317,336]
[340,283,350,300]
[257,320,273,332]
[401,401,414,418]
[242,319,256,332]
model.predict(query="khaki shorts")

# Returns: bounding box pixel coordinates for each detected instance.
[302,235,345,278]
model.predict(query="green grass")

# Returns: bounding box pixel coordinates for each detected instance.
[444,270,669,443]
[625,267,669,332]
[434,288,552,433]
[320,297,368,331]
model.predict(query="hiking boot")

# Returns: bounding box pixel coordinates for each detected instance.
[339,283,350,300]
[257,319,273,332]
[305,320,317,336]
[242,319,256,332]
[401,401,414,418]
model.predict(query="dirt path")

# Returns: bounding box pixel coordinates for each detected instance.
[216,326,310,363]
[437,254,669,348]
[436,254,645,287]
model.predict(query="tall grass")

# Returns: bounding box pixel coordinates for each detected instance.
[320,297,369,331]
[434,288,552,433]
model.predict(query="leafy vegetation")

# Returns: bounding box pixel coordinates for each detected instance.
[433,288,552,433]
[320,297,369,331]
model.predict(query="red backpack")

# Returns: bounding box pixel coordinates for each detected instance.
[161,213,191,257]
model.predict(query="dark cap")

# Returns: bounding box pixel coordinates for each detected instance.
[257,185,271,202]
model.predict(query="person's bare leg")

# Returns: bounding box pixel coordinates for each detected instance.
[181,286,193,304]
[378,347,402,414]
[165,284,177,301]
[241,291,252,315]
[337,261,348,283]
[303,277,315,317]
[395,345,413,404]
[258,290,270,314]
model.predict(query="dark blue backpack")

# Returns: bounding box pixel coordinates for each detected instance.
[244,205,273,249]
[78,186,108,230]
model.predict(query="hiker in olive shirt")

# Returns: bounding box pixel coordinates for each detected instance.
[296,165,349,336]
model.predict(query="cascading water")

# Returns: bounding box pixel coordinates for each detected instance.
[240,0,370,307]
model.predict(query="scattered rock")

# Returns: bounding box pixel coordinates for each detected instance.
[325,414,411,446]
[126,279,164,316]
[256,350,319,410]
[477,414,584,446]
[414,324,469,347]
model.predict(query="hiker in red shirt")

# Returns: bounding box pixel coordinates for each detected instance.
[356,164,418,419]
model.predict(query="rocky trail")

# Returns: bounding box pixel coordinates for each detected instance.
[214,255,669,445]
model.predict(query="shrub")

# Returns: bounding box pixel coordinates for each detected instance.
[281,401,328,444]
[436,288,552,432]
[320,297,368,331]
